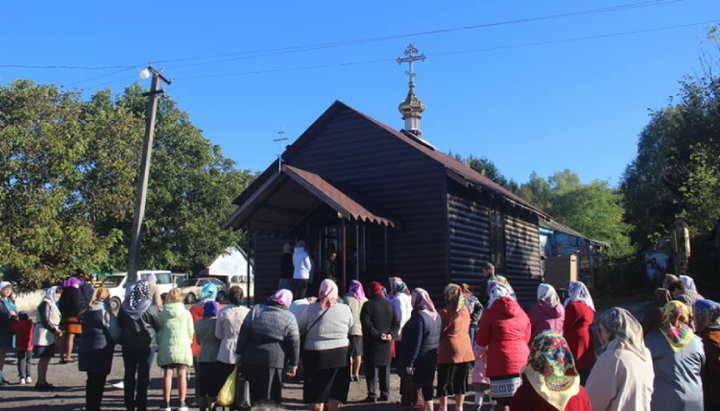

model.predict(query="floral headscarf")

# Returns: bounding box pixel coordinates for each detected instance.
[122,280,152,320]
[318,279,339,309]
[348,280,366,301]
[597,307,649,361]
[389,276,410,296]
[444,283,465,313]
[269,289,293,308]
[487,280,511,309]
[564,281,595,312]
[521,330,580,411]
[694,299,720,333]
[411,288,438,320]
[660,301,694,353]
[537,283,560,307]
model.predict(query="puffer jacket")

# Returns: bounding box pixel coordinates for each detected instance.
[476,297,531,377]
[529,301,565,338]
[156,302,194,367]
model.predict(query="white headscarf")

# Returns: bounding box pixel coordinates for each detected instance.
[537,283,560,307]
[679,275,697,292]
[564,280,595,312]
[44,286,59,301]
[488,281,511,309]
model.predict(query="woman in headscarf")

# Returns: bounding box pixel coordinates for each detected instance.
[389,277,412,349]
[58,276,82,363]
[585,307,654,410]
[214,285,250,385]
[436,283,475,411]
[297,279,353,411]
[189,282,222,406]
[529,283,565,338]
[32,285,63,389]
[360,281,399,403]
[236,288,300,407]
[645,301,704,410]
[694,299,720,411]
[476,280,531,410]
[674,276,704,326]
[78,287,116,411]
[563,281,595,384]
[118,280,161,411]
[641,288,671,336]
[0,281,16,384]
[343,280,367,382]
[397,288,441,411]
[195,301,222,411]
[511,330,591,410]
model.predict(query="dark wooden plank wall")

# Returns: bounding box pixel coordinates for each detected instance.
[447,186,541,306]
[284,108,449,300]
[503,211,542,306]
[253,234,292,302]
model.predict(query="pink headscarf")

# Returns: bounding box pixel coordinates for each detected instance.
[318,279,339,309]
[269,289,293,308]
[348,280,366,301]
[411,288,438,320]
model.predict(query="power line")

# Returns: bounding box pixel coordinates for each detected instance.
[0,0,683,72]
[172,19,716,81]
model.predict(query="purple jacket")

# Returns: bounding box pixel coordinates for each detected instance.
[529,302,565,338]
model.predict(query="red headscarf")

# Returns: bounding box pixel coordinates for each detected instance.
[369,281,385,298]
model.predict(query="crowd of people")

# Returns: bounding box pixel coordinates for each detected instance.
[0,258,718,411]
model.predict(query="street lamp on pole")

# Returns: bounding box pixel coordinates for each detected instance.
[127,66,172,284]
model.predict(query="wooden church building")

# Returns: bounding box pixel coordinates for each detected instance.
[223,46,552,304]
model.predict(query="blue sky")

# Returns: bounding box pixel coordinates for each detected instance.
[2,0,718,187]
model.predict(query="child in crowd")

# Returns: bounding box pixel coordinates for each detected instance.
[471,343,492,411]
[12,311,34,384]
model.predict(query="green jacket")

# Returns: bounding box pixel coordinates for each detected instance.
[157,302,194,367]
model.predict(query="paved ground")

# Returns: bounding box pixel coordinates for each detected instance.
[0,350,418,411]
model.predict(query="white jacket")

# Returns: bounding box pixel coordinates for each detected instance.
[293,247,312,280]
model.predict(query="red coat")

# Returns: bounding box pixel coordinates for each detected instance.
[11,318,34,351]
[563,302,595,370]
[511,375,592,411]
[476,297,531,377]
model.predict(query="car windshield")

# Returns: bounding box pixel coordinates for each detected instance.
[101,276,124,288]
[181,279,196,287]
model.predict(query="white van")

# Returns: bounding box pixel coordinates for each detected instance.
[101,270,172,311]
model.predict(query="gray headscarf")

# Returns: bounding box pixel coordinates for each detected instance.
[597,307,649,361]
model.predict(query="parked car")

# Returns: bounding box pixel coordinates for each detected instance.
[101,270,172,311]
[180,277,229,304]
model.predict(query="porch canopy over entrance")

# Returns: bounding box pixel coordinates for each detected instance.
[222,164,395,233]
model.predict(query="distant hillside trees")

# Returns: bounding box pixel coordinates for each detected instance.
[0,80,255,287]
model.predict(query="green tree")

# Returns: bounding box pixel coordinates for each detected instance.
[449,152,516,189]
[0,80,256,287]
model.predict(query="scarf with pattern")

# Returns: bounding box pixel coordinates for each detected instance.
[660,300,694,352]
[521,330,580,411]
[694,299,720,333]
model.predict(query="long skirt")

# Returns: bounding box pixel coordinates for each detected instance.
[241,362,283,405]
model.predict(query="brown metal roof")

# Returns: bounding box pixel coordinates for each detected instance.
[232,101,549,219]
[223,164,394,232]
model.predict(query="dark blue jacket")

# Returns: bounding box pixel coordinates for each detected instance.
[397,310,441,385]
[78,303,115,375]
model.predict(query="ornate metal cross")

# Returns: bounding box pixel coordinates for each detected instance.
[396,44,426,87]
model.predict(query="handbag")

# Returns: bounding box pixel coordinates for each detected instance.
[400,375,425,408]
[300,307,330,354]
[234,373,252,408]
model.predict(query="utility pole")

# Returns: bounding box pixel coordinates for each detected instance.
[127,66,172,284]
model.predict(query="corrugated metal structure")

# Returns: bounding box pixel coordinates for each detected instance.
[224,101,551,304]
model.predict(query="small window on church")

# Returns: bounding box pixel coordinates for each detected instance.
[489,210,505,270]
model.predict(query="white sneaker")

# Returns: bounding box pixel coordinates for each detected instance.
[25,376,31,383]
[19,378,26,385]
[158,407,171,411]
[178,404,189,411]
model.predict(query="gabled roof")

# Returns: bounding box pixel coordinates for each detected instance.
[539,217,609,247]
[233,100,549,218]
[223,164,394,232]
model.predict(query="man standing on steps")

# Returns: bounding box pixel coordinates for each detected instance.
[479,262,497,306]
